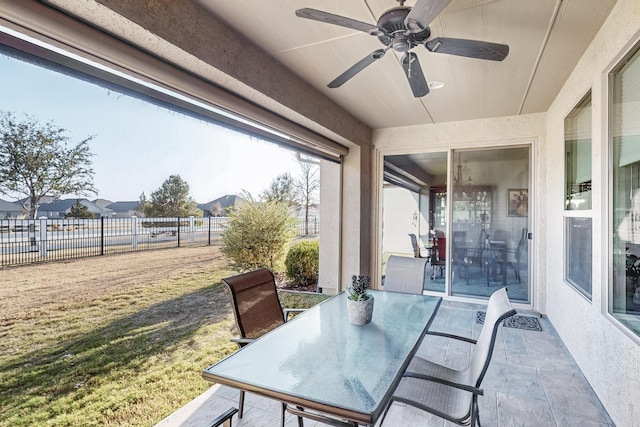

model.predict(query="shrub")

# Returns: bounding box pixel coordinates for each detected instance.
[285,240,319,287]
[221,199,296,272]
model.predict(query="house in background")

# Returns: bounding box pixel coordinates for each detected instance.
[105,201,142,218]
[0,199,23,219]
[16,195,57,218]
[92,198,114,210]
[198,194,246,217]
[38,199,111,219]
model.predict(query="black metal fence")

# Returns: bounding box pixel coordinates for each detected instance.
[0,216,318,267]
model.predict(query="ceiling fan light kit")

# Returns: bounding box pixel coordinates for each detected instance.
[296,0,509,97]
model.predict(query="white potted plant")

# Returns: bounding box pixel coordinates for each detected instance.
[345,275,373,325]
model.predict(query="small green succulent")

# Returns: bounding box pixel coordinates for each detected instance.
[346,275,371,301]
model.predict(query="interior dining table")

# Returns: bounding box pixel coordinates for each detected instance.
[202,289,442,426]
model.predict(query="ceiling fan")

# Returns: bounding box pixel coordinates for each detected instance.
[296,0,509,97]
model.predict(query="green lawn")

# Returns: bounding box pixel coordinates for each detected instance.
[0,255,327,426]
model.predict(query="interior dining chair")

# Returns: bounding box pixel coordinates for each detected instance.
[505,228,528,283]
[431,237,446,279]
[461,228,490,284]
[384,255,427,294]
[222,268,304,423]
[408,233,425,258]
[381,287,516,427]
[483,239,509,286]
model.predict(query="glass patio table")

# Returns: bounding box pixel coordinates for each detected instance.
[202,290,442,426]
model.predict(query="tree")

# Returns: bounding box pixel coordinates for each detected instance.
[260,173,297,205]
[294,157,320,235]
[209,202,224,217]
[137,192,149,217]
[0,111,97,218]
[221,196,296,272]
[67,199,94,219]
[143,174,202,217]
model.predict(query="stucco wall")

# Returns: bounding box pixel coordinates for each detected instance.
[382,186,421,256]
[544,0,640,425]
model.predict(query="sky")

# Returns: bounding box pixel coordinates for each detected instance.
[0,47,304,204]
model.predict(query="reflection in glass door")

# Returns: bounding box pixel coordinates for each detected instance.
[450,147,530,302]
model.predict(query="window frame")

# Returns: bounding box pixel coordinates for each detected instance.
[606,37,640,343]
[563,90,594,302]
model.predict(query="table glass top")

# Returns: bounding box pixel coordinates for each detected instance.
[203,290,441,420]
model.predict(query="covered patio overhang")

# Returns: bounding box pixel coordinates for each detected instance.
[2,0,640,425]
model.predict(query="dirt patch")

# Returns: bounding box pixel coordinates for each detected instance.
[0,246,227,321]
[0,246,322,322]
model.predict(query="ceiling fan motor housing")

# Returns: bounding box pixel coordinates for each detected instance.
[376,7,431,52]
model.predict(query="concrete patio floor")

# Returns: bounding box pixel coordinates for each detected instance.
[155,299,615,427]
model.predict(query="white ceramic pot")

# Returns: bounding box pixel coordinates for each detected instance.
[346,296,374,325]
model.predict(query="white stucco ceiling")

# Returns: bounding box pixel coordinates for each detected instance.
[197,0,615,129]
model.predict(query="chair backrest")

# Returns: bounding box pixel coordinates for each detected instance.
[384,255,427,294]
[515,228,528,260]
[434,237,446,262]
[467,287,516,387]
[408,233,422,258]
[222,268,285,341]
[476,229,489,252]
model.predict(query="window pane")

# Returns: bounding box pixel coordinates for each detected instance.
[565,217,592,299]
[450,147,529,302]
[565,93,592,210]
[381,152,447,294]
[611,44,640,336]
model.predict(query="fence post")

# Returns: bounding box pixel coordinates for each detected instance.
[131,216,138,249]
[28,220,37,252]
[208,216,211,246]
[177,217,181,247]
[100,217,105,256]
[38,217,47,258]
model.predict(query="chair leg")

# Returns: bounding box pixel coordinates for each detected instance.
[378,398,395,426]
[238,391,245,418]
[281,403,286,427]
[471,396,481,427]
[280,403,305,427]
[296,406,304,427]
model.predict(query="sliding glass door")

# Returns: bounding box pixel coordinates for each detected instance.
[381,146,530,302]
[450,147,530,302]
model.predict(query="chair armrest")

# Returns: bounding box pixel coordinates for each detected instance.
[208,407,238,427]
[283,308,306,321]
[403,371,484,396]
[426,330,477,344]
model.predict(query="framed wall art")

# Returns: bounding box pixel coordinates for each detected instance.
[508,189,528,217]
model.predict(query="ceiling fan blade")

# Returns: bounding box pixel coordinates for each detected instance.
[426,37,509,61]
[401,53,429,97]
[328,49,387,88]
[296,8,378,34]
[404,0,452,33]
